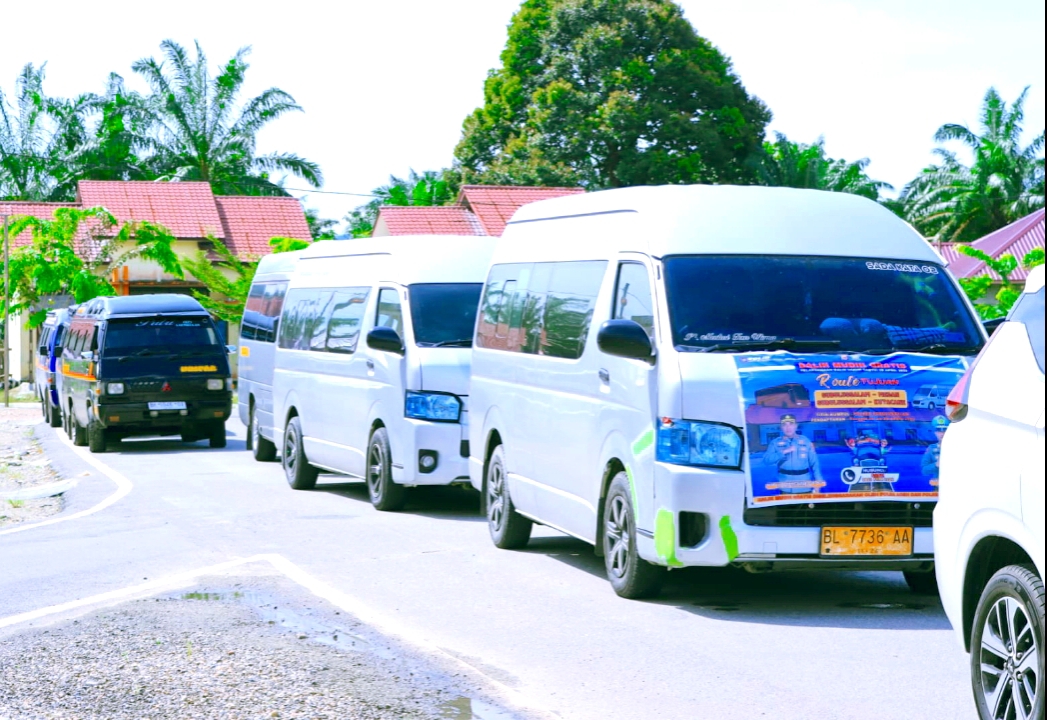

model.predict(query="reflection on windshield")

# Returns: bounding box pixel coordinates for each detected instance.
[663,255,982,354]
[409,283,483,346]
[102,317,221,356]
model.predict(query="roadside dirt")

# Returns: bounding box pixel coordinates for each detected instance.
[0,406,63,529]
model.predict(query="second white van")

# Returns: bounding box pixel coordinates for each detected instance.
[468,185,985,598]
[273,236,495,510]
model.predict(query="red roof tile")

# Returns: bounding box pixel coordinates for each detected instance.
[938,209,1045,282]
[458,185,584,236]
[374,206,485,237]
[1,202,79,249]
[78,181,225,239]
[214,195,313,258]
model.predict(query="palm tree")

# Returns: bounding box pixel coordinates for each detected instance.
[0,64,92,201]
[900,87,1045,243]
[130,40,322,195]
[758,133,892,201]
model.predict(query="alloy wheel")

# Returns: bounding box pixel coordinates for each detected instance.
[487,461,506,531]
[251,412,261,450]
[605,494,631,580]
[367,442,385,500]
[284,425,298,475]
[979,595,1040,719]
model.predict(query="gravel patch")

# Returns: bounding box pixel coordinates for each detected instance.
[0,407,63,528]
[0,574,517,720]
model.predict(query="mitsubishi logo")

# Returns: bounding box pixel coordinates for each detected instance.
[161,382,172,392]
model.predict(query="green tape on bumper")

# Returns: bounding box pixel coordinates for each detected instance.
[655,509,683,567]
[719,515,739,561]
[631,428,654,457]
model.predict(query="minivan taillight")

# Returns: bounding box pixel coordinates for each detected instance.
[945,371,970,422]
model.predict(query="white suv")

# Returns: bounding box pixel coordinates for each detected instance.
[935,264,1044,720]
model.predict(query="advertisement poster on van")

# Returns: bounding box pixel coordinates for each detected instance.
[736,353,967,506]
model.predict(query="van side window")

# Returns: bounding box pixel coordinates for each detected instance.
[243,281,288,343]
[613,262,655,340]
[308,292,335,351]
[327,289,370,354]
[476,261,607,359]
[376,289,404,335]
[279,289,329,351]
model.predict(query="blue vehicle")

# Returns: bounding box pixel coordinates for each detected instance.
[35,308,73,428]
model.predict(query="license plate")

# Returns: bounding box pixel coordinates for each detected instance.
[148,401,187,411]
[820,527,913,556]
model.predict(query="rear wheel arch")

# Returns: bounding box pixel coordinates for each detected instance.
[963,536,1037,649]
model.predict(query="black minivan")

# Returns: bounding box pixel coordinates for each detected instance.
[60,294,233,453]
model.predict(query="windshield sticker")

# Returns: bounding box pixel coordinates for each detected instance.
[735,352,965,507]
[685,332,778,342]
[864,261,939,274]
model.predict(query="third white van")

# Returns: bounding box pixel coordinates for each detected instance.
[468,185,986,598]
[273,236,494,510]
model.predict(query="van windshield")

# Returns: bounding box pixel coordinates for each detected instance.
[663,255,983,354]
[102,317,221,357]
[409,283,483,347]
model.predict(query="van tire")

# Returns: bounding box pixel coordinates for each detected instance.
[72,413,88,447]
[485,445,532,549]
[209,422,227,449]
[970,564,1044,720]
[250,407,277,462]
[367,428,406,511]
[603,473,665,599]
[64,405,74,440]
[48,400,62,428]
[88,419,108,453]
[283,416,318,490]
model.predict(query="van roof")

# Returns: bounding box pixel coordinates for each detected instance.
[505,185,939,263]
[255,248,303,278]
[77,294,209,318]
[292,235,496,287]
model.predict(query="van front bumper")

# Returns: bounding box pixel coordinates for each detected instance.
[391,417,471,486]
[96,396,232,432]
[639,462,934,569]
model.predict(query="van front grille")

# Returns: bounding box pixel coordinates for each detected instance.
[743,501,934,528]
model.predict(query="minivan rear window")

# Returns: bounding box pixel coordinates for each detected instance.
[663,255,982,354]
[102,317,220,356]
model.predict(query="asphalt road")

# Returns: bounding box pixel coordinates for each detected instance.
[2,419,978,720]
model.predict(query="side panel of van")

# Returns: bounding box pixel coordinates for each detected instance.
[239,280,288,442]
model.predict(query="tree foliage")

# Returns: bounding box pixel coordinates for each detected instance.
[957,246,1045,319]
[758,133,892,200]
[346,169,456,237]
[182,237,257,324]
[3,207,183,327]
[454,0,771,189]
[901,87,1045,242]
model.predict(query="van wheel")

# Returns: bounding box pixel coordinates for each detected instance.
[904,570,938,595]
[485,445,531,549]
[64,405,73,440]
[250,406,276,462]
[72,413,89,447]
[367,428,406,511]
[88,419,108,453]
[603,472,665,599]
[209,422,227,449]
[283,416,318,490]
[48,401,62,428]
[971,564,1044,720]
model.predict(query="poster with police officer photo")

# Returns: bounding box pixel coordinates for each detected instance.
[736,353,967,506]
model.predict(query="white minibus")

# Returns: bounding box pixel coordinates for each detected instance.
[468,185,986,598]
[273,235,495,510]
[239,250,300,462]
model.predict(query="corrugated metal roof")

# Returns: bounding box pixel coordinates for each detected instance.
[938,209,1045,281]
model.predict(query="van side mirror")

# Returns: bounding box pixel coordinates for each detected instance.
[982,317,1005,336]
[226,344,237,355]
[80,350,95,360]
[367,326,405,355]
[597,320,654,363]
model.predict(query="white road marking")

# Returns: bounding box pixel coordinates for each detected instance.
[0,553,557,720]
[0,427,133,537]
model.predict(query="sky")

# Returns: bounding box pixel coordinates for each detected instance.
[2,0,1044,225]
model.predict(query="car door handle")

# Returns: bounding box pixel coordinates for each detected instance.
[598,368,610,384]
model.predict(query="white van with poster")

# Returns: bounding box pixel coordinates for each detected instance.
[467,185,986,598]
[272,236,494,510]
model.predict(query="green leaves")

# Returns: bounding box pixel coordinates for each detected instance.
[757,133,891,200]
[183,236,256,324]
[453,0,770,189]
[956,246,1044,319]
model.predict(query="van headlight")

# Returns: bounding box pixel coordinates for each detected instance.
[206,378,225,391]
[656,419,743,469]
[107,382,125,395]
[405,392,462,422]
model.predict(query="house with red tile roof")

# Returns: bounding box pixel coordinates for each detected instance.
[372,185,583,237]
[1,180,311,381]
[937,209,1045,284]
